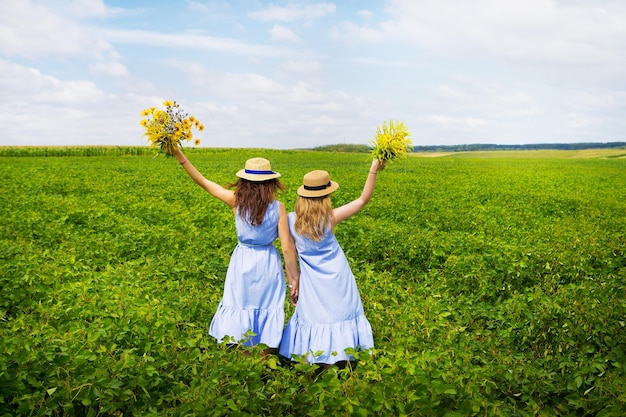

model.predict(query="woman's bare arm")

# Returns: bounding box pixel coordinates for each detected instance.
[332,159,385,225]
[277,202,300,305]
[172,147,236,208]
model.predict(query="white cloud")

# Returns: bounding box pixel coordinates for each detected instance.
[34,79,105,105]
[330,22,386,44]
[570,90,622,111]
[336,0,626,68]
[248,2,336,22]
[165,59,287,99]
[167,60,329,105]
[89,61,130,78]
[566,113,592,129]
[47,0,120,18]
[437,85,471,102]
[288,81,326,104]
[283,60,322,75]
[357,10,374,19]
[140,58,378,148]
[270,24,300,43]
[431,80,544,129]
[187,0,231,15]
[349,56,412,68]
[0,0,122,59]
[430,115,489,129]
[0,59,104,104]
[101,28,292,58]
[0,59,145,147]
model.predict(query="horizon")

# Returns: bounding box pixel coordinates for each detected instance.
[2,140,625,151]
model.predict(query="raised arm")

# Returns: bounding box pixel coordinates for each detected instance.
[277,202,300,305]
[332,159,385,225]
[172,147,236,208]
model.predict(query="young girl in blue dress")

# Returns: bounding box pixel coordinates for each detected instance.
[173,147,299,348]
[279,159,384,365]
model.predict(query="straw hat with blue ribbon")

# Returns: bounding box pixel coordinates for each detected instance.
[235,158,281,181]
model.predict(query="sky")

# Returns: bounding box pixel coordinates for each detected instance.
[1,0,625,149]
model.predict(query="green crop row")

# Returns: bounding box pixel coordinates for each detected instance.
[0,146,269,158]
[1,149,625,416]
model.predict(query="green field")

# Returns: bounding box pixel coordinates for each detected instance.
[1,148,625,416]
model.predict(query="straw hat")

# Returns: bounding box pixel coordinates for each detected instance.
[297,170,339,197]
[236,157,281,181]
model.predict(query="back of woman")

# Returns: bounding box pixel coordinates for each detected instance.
[286,212,365,324]
[280,161,384,365]
[213,200,285,346]
[171,148,299,350]
[236,200,279,246]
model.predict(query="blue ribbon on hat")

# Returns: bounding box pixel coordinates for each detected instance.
[245,169,275,174]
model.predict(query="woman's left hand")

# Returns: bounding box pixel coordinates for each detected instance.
[371,158,386,173]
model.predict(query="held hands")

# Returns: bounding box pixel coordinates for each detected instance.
[288,281,299,306]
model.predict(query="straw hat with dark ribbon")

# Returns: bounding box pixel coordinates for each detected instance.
[297,170,339,197]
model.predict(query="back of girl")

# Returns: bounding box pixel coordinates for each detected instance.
[172,148,299,350]
[279,159,384,366]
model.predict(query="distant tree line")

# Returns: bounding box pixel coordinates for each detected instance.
[413,142,626,152]
[312,144,371,153]
[311,142,626,154]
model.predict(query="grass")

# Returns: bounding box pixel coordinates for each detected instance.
[1,147,624,416]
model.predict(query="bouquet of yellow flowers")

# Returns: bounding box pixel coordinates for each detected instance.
[140,100,204,155]
[370,120,413,162]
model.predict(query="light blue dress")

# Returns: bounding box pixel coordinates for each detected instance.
[279,212,374,364]
[209,201,285,348]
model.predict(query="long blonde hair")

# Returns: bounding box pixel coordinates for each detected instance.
[294,195,334,241]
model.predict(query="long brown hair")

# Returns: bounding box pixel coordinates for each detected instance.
[294,195,334,241]
[234,178,284,226]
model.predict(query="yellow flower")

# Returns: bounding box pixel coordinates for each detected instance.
[153,109,167,120]
[194,139,201,146]
[140,100,205,156]
[370,120,412,162]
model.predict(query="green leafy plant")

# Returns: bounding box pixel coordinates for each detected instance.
[1,149,624,416]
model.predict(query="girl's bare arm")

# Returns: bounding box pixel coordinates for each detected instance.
[172,147,236,208]
[278,202,300,305]
[333,159,385,225]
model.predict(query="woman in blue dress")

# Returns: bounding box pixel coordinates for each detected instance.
[173,147,299,348]
[279,159,385,365]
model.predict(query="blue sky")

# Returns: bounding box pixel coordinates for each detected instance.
[1,0,625,149]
